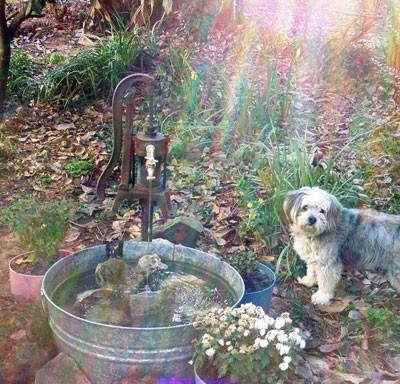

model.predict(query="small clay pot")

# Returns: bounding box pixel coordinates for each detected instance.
[9,250,73,306]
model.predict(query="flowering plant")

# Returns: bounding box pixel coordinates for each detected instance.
[191,303,305,384]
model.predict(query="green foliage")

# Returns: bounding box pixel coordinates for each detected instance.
[186,166,207,184]
[1,198,74,264]
[234,139,360,275]
[168,137,187,160]
[356,122,400,214]
[157,27,361,283]
[265,141,359,204]
[344,305,400,352]
[39,26,158,108]
[167,119,220,161]
[0,0,57,104]
[8,49,41,102]
[38,47,102,106]
[274,245,302,280]
[65,160,94,176]
[25,0,48,16]
[180,0,237,41]
[40,176,52,185]
[228,249,259,279]
[223,63,292,148]
[158,43,227,126]
[48,52,66,66]
[365,306,400,345]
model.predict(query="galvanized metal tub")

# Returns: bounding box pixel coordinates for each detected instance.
[42,241,244,383]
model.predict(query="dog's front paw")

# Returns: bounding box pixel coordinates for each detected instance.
[297,275,316,287]
[311,291,333,305]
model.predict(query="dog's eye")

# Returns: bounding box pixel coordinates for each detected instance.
[302,205,308,211]
[320,209,325,214]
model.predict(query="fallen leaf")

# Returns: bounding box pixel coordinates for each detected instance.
[10,329,27,341]
[319,342,344,353]
[332,371,366,383]
[348,310,363,320]
[304,356,331,377]
[15,257,32,265]
[64,229,81,243]
[33,185,51,193]
[79,192,97,204]
[365,271,388,285]
[215,237,226,246]
[212,203,220,214]
[56,123,74,130]
[319,296,356,313]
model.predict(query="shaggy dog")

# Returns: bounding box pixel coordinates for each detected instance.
[283,187,400,305]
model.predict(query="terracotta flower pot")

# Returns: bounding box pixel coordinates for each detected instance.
[9,250,73,306]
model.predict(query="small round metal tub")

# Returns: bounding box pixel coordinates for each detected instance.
[42,240,244,383]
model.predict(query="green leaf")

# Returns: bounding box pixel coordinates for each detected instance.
[30,0,45,15]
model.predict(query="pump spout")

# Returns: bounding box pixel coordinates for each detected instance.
[145,144,158,181]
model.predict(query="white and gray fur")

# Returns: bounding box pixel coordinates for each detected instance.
[283,187,400,305]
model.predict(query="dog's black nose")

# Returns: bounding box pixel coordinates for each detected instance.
[308,216,316,225]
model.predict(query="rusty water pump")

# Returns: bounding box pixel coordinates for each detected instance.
[96,74,171,241]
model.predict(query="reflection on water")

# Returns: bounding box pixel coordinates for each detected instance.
[53,260,235,327]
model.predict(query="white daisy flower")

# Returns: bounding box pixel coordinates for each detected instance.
[279,362,289,371]
[279,345,290,355]
[283,356,292,364]
[275,317,285,329]
[205,347,215,357]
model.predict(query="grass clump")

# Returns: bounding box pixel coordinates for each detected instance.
[39,26,158,108]
[8,49,42,103]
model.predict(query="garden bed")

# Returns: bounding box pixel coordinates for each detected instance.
[1,0,400,382]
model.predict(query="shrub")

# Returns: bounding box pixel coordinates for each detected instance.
[1,198,74,265]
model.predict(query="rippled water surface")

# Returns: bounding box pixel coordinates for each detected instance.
[53,260,236,327]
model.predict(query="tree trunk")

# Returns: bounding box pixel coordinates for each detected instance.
[0,0,10,108]
[0,28,11,108]
[0,0,47,109]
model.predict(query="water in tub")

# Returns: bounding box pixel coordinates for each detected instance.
[52,255,235,327]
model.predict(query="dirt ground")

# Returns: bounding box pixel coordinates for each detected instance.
[0,228,19,295]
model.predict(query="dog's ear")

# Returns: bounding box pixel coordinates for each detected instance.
[283,188,309,226]
[326,193,342,232]
[283,191,295,225]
